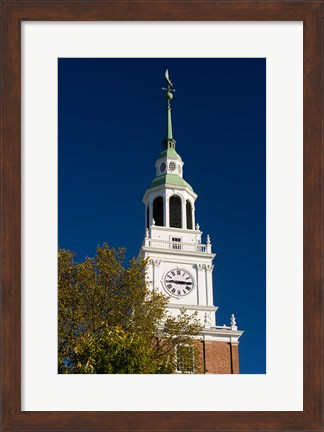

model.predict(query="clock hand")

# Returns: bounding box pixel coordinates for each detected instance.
[168,280,193,285]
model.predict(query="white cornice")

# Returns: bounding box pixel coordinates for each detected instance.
[201,327,244,342]
[150,225,202,235]
[143,183,198,203]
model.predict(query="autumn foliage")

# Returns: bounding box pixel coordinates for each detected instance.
[58,244,202,373]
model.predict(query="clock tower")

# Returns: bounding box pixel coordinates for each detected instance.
[140,70,243,373]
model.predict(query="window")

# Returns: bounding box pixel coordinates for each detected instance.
[169,195,182,228]
[171,237,181,250]
[160,162,166,173]
[176,344,194,373]
[153,197,164,226]
[168,161,176,171]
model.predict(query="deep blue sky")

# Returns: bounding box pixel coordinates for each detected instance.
[58,58,266,374]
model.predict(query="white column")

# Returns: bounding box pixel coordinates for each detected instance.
[192,205,195,230]
[146,259,154,290]
[146,204,151,231]
[196,264,206,305]
[165,195,170,227]
[205,264,214,306]
[182,197,186,229]
[152,259,161,290]
[148,196,153,226]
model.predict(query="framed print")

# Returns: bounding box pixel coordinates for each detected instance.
[23,22,298,410]
[1,1,322,431]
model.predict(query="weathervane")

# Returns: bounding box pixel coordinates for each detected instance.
[162,69,176,104]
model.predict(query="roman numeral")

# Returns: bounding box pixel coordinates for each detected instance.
[177,270,180,275]
[167,284,172,289]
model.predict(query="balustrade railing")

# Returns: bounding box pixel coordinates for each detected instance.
[144,238,208,253]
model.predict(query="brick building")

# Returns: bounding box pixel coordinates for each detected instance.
[139,70,243,373]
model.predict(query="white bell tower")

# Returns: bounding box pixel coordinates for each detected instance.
[139,70,244,374]
[140,70,218,327]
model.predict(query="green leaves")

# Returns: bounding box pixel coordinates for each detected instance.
[58,244,202,374]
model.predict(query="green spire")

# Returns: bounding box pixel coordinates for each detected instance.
[162,69,176,151]
[146,70,193,192]
[167,94,173,139]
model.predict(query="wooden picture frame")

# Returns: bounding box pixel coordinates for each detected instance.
[1,1,322,430]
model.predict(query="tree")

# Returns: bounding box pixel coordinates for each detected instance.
[58,244,202,374]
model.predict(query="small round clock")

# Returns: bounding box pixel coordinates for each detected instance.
[163,269,195,297]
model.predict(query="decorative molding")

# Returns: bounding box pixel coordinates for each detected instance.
[168,303,218,312]
[204,312,212,327]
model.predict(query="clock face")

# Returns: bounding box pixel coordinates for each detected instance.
[163,269,195,297]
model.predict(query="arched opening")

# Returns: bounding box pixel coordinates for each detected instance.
[186,200,193,229]
[146,205,150,229]
[153,197,164,226]
[169,195,182,228]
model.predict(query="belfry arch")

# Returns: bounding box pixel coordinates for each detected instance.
[186,200,193,229]
[169,195,182,228]
[153,196,164,226]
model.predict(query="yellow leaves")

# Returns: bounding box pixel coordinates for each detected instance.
[58,244,202,374]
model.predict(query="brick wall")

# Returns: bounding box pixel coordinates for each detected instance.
[230,342,240,374]
[195,339,240,374]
